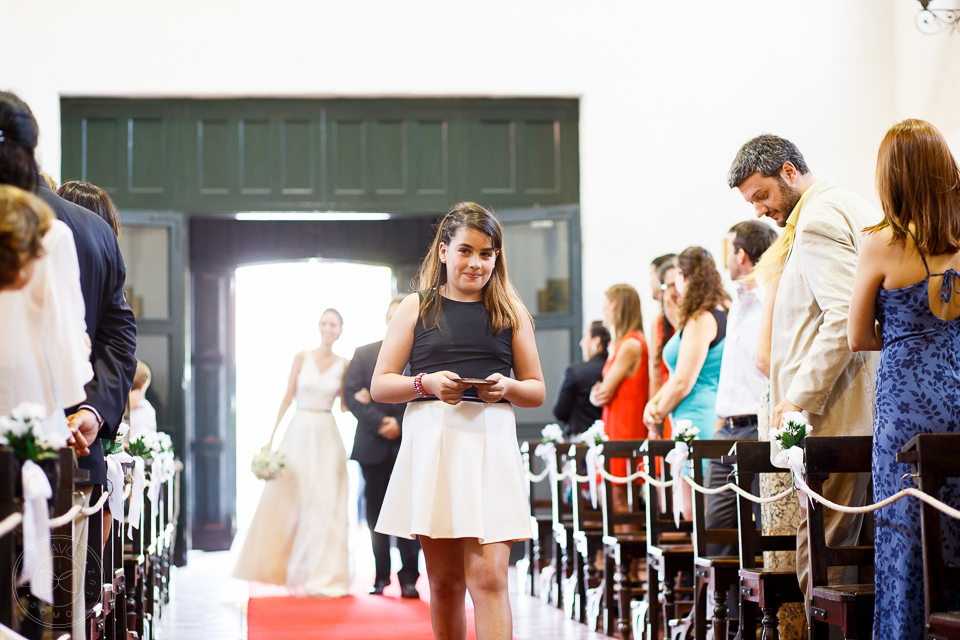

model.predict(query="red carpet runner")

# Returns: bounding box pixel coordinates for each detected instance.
[247,574,491,640]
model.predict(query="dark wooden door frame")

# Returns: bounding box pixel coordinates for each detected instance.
[62,97,582,552]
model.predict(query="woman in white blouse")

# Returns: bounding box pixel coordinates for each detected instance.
[0,185,92,442]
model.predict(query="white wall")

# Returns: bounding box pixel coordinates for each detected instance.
[8,0,951,328]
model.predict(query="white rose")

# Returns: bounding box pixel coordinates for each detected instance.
[541,423,564,443]
[11,402,47,425]
[41,433,67,450]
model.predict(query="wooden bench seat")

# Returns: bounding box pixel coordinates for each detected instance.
[728,441,805,640]
[803,436,874,640]
[600,440,648,640]
[897,433,960,640]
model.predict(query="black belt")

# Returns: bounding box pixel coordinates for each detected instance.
[724,414,758,429]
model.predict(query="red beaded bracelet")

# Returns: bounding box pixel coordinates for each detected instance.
[414,372,429,398]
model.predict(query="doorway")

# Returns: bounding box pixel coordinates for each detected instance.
[63,96,582,554]
[233,259,394,539]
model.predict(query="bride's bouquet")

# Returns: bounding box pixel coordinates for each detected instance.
[251,447,286,481]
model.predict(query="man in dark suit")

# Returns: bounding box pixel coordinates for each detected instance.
[553,321,610,436]
[345,297,421,598]
[0,92,138,637]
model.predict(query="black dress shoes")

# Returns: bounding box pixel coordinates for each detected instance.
[400,583,420,599]
[369,580,388,595]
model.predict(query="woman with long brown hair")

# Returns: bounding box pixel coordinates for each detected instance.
[643,247,727,440]
[849,119,960,640]
[590,284,650,476]
[372,202,544,640]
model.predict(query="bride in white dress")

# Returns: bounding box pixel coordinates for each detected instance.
[233,308,351,597]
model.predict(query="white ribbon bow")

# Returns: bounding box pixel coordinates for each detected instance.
[775,445,814,510]
[106,451,132,536]
[665,442,689,527]
[534,442,558,478]
[20,460,53,603]
[585,443,603,509]
[148,451,175,506]
[127,456,146,538]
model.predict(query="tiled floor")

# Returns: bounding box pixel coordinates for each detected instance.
[156,549,609,640]
[155,551,247,640]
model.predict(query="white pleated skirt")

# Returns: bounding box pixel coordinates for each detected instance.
[375,400,532,544]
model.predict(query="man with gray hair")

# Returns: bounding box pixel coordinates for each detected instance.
[727,135,879,604]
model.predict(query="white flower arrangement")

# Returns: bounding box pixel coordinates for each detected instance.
[103,422,129,456]
[251,447,286,481]
[128,430,174,460]
[0,402,63,462]
[672,419,701,444]
[540,423,564,445]
[770,411,812,450]
[580,420,608,447]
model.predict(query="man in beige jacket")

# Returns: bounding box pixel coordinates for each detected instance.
[727,134,880,601]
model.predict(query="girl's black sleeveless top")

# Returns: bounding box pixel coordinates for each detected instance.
[410,293,514,402]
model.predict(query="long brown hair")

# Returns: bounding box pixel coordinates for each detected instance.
[58,180,122,238]
[414,202,528,334]
[604,284,643,344]
[867,119,960,255]
[0,185,52,287]
[676,246,725,328]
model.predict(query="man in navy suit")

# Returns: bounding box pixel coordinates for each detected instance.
[345,297,421,598]
[553,321,609,436]
[0,92,137,637]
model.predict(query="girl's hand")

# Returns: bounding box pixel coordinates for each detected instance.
[643,399,661,427]
[589,381,610,407]
[477,373,509,403]
[423,371,469,405]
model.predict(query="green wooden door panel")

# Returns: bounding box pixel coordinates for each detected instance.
[129,118,165,194]
[478,120,515,194]
[198,119,232,195]
[279,119,314,195]
[85,118,121,193]
[523,119,561,194]
[239,119,272,195]
[413,119,448,195]
[374,119,406,195]
[331,119,366,196]
[62,98,578,214]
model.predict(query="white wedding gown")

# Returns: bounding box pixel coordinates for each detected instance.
[233,354,350,597]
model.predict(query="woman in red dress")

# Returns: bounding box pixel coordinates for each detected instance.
[590,284,649,479]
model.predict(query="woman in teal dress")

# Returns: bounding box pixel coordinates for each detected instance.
[644,248,727,519]
[644,247,727,440]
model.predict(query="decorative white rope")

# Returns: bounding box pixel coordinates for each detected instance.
[0,512,22,539]
[524,443,960,519]
[48,489,111,529]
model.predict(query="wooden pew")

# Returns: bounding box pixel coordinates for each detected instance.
[730,441,804,640]
[0,449,19,634]
[690,439,752,640]
[897,433,960,640]
[600,439,647,640]
[803,436,874,640]
[102,462,132,640]
[547,443,574,609]
[519,440,553,598]
[568,444,604,625]
[640,439,694,640]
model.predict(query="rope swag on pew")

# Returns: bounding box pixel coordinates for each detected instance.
[527,419,960,529]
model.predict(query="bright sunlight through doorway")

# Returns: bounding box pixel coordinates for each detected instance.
[233,259,394,566]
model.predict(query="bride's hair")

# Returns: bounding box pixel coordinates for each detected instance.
[414,202,530,334]
[321,308,343,325]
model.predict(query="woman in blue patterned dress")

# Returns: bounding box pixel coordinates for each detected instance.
[849,119,960,640]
